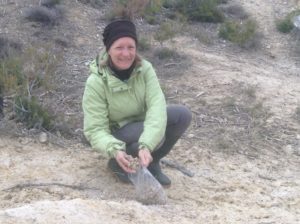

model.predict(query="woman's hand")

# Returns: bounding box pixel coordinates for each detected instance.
[115,151,136,173]
[138,148,153,167]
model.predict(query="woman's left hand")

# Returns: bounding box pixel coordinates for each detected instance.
[138,148,153,167]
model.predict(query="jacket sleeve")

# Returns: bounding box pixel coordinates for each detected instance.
[138,63,167,151]
[82,74,125,157]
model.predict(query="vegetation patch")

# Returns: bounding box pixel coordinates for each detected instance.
[219,19,259,48]
[24,5,64,26]
[154,47,179,60]
[14,96,54,130]
[164,0,224,23]
[295,105,300,123]
[41,0,62,8]
[0,44,61,130]
[77,0,105,9]
[276,9,300,33]
[0,37,21,59]
[138,36,151,51]
[154,20,178,45]
[106,0,163,20]
[219,3,249,20]
[188,83,294,157]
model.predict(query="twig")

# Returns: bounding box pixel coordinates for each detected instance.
[2,182,101,192]
[191,109,200,115]
[161,159,194,177]
[258,174,276,181]
[164,62,182,67]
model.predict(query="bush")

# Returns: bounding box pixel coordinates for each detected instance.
[154,20,178,44]
[41,0,61,8]
[0,56,24,95]
[276,9,300,33]
[0,37,21,59]
[295,105,300,123]
[106,0,163,20]
[24,6,64,26]
[154,47,179,59]
[77,0,105,9]
[276,18,295,33]
[219,4,249,20]
[14,96,53,130]
[219,19,258,47]
[0,45,60,129]
[138,36,151,51]
[169,0,224,23]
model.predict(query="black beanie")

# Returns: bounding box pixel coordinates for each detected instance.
[102,19,138,51]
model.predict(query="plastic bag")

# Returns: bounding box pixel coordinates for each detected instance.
[128,166,167,205]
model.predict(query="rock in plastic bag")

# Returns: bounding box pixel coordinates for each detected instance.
[128,166,167,205]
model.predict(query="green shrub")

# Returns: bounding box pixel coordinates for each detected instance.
[154,20,177,44]
[219,19,257,46]
[295,105,300,123]
[0,37,21,59]
[223,96,236,108]
[276,9,300,33]
[14,96,53,130]
[41,0,62,8]
[24,6,64,26]
[144,0,164,15]
[107,0,163,20]
[138,36,151,51]
[77,0,104,9]
[0,56,24,95]
[170,0,224,23]
[219,4,249,20]
[276,18,295,33]
[242,85,257,99]
[154,47,178,59]
[192,28,214,45]
[144,14,159,24]
[0,45,60,129]
[162,0,177,9]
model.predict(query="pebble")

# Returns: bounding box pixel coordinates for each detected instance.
[284,145,294,155]
[39,132,48,144]
[187,134,195,139]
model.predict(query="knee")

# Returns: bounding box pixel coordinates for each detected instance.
[180,105,192,126]
[168,104,192,128]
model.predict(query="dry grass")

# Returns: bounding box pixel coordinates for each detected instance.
[188,83,293,157]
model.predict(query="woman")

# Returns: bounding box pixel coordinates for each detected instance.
[82,19,191,186]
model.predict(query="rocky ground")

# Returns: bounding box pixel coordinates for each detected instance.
[0,0,300,223]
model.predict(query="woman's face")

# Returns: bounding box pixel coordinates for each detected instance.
[108,37,136,70]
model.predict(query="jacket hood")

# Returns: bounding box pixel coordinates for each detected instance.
[89,50,108,77]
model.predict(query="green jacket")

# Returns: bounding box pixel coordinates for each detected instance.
[82,51,167,157]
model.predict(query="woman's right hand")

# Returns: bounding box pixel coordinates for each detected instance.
[115,151,136,173]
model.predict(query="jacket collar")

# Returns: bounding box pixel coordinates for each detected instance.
[96,50,142,77]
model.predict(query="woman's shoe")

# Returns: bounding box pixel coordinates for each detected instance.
[148,161,171,186]
[107,159,131,183]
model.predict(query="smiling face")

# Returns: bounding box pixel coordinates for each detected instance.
[108,37,136,70]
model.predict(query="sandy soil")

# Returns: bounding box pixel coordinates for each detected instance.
[0,0,300,223]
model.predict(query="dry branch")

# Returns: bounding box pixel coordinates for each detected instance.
[2,182,101,192]
[161,159,195,177]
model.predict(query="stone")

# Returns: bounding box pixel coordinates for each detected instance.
[39,132,48,144]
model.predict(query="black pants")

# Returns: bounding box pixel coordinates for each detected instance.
[112,105,192,162]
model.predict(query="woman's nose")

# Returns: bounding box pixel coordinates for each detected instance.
[122,48,130,56]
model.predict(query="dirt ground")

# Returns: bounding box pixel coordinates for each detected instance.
[1,0,300,223]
